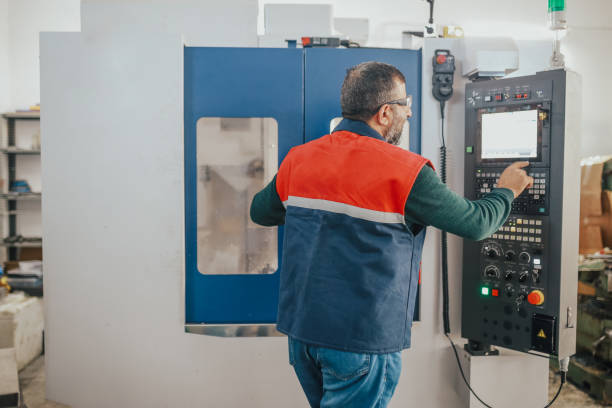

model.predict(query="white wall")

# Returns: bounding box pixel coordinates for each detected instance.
[6,0,80,110]
[563,28,612,157]
[0,0,10,113]
[259,0,612,158]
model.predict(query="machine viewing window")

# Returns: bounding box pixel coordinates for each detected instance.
[196,117,278,275]
[477,104,544,164]
[481,110,538,159]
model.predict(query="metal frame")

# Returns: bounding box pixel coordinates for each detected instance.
[1,112,42,261]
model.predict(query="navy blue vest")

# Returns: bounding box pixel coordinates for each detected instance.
[275,119,431,353]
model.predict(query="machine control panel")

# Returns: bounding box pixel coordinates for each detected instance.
[462,70,580,359]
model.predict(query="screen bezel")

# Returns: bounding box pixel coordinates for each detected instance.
[475,104,545,165]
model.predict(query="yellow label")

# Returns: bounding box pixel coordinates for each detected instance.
[537,329,547,339]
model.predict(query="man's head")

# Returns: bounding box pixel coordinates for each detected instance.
[340,61,412,145]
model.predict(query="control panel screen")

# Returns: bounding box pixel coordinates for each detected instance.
[481,110,538,159]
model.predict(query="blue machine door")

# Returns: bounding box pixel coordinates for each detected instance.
[184,47,303,325]
[303,48,423,320]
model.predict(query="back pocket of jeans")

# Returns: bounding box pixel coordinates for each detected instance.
[317,348,370,381]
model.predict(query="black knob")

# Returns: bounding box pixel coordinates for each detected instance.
[519,252,531,263]
[519,271,529,283]
[483,244,501,259]
[505,284,515,297]
[504,271,514,281]
[505,251,515,261]
[484,265,500,280]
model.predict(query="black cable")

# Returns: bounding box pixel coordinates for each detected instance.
[543,372,566,408]
[446,334,566,408]
[439,101,450,335]
[427,0,435,24]
[446,333,494,408]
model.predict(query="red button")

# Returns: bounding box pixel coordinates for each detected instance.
[527,290,544,305]
[491,289,499,297]
[436,55,447,64]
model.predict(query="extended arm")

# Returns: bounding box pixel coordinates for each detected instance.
[404,165,514,240]
[250,175,286,226]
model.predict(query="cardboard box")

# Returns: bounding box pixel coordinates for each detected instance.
[604,191,612,246]
[580,159,605,217]
[579,156,612,254]
[580,191,612,254]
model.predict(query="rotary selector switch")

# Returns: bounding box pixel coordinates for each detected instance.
[484,265,501,280]
[482,243,502,259]
[505,284,515,298]
[505,250,516,261]
[516,290,528,305]
[518,270,530,283]
[504,270,515,281]
[519,251,531,263]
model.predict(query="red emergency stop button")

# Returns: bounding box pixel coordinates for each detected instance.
[436,55,447,64]
[527,290,545,306]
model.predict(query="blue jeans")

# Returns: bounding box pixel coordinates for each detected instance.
[288,337,402,408]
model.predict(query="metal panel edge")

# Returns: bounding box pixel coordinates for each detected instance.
[558,69,581,359]
[185,324,285,337]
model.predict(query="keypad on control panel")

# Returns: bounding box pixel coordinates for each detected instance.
[490,217,543,243]
[475,169,548,215]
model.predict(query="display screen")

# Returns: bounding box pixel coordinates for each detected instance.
[481,110,538,159]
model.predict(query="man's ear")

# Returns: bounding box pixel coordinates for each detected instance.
[377,105,391,126]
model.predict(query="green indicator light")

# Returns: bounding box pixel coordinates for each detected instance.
[481,287,490,296]
[466,146,473,154]
[548,0,565,12]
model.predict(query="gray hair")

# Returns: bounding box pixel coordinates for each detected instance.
[340,61,406,122]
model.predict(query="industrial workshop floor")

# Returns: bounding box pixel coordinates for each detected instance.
[18,355,606,407]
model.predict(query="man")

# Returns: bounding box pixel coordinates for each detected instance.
[250,62,532,407]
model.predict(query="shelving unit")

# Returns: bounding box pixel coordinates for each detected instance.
[1,112,42,262]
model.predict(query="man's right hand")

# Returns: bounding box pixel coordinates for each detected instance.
[497,161,534,198]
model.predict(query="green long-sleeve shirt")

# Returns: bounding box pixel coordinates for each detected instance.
[250,165,514,241]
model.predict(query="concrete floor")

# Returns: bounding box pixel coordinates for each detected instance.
[18,355,607,407]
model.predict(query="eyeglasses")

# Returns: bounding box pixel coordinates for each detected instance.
[342,95,413,118]
[372,95,412,114]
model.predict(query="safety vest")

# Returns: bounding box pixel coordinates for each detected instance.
[275,123,433,353]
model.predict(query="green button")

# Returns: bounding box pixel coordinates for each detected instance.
[539,208,545,213]
[466,146,473,153]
